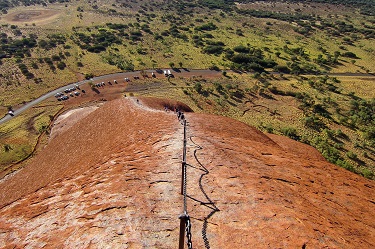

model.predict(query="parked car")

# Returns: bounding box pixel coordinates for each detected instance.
[59,95,69,101]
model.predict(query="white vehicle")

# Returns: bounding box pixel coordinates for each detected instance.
[164,70,167,76]
[167,70,172,76]
[8,110,14,116]
[114,79,117,84]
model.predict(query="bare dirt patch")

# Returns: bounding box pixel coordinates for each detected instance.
[4,9,60,23]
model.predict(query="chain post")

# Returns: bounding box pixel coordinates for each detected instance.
[179,214,187,249]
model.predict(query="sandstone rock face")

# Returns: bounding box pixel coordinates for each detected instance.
[0,98,374,248]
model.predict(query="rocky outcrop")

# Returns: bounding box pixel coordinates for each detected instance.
[0,97,374,248]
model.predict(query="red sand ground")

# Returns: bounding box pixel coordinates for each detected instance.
[0,97,374,248]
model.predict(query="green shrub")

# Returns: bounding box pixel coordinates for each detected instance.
[336,159,355,172]
[346,151,358,160]
[281,127,299,140]
[3,144,12,152]
[233,45,250,53]
[304,115,325,131]
[57,62,66,70]
[209,65,220,71]
[313,137,341,163]
[194,22,217,31]
[361,168,373,179]
[274,65,291,73]
[194,82,203,94]
[203,45,224,55]
[342,51,358,58]
[85,73,94,79]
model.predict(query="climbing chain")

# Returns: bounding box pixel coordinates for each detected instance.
[178,112,219,249]
[183,161,188,213]
[183,118,193,249]
[177,114,193,249]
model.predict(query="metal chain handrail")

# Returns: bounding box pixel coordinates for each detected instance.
[179,115,193,249]
[177,112,221,249]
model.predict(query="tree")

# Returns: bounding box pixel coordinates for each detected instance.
[194,82,203,94]
[169,62,175,68]
[342,51,358,59]
[57,62,66,70]
[178,62,183,68]
[4,144,11,152]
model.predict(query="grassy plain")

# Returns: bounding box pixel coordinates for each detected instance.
[0,0,374,179]
[128,73,375,178]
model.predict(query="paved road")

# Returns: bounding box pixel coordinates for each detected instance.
[0,70,373,125]
[0,79,90,125]
[0,69,222,125]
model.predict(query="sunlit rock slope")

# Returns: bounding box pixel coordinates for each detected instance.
[0,97,374,248]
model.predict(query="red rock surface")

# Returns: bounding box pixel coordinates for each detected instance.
[0,97,374,248]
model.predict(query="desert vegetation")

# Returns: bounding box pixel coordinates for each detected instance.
[161,72,374,179]
[0,0,374,179]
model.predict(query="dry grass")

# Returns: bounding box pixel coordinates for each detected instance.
[129,73,375,178]
[1,1,374,109]
[0,104,62,170]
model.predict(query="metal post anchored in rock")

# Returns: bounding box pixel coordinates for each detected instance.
[179,213,193,249]
[179,213,187,249]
